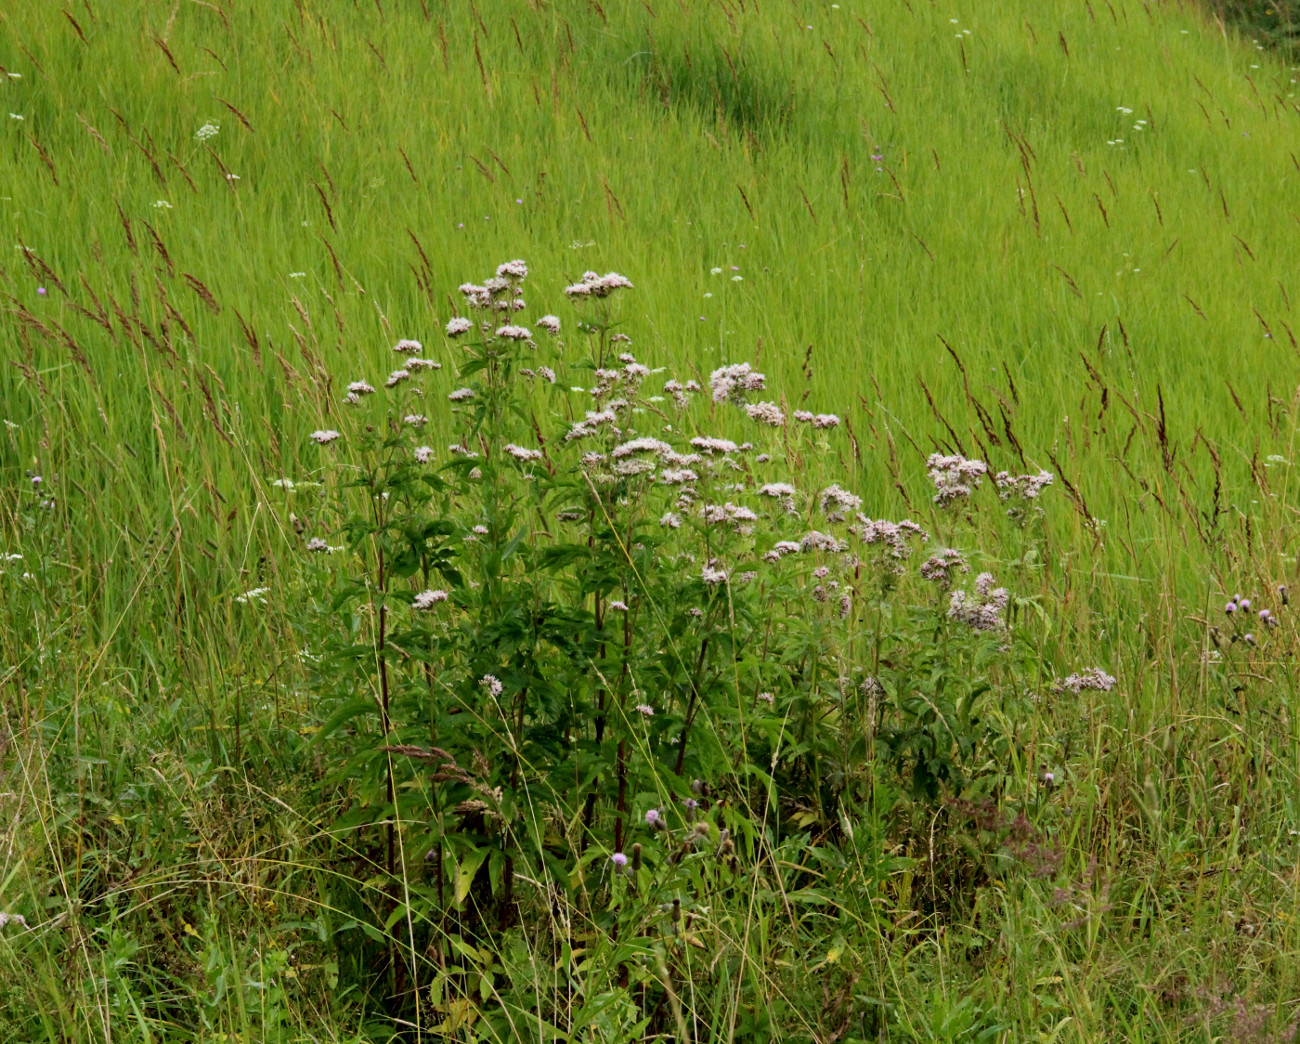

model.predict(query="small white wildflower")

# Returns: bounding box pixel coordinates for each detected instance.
[495,324,532,341]
[634,704,654,716]
[310,429,342,444]
[235,587,270,604]
[8,113,23,121]
[504,443,543,462]
[272,478,296,490]
[195,121,220,141]
[152,200,173,209]
[446,316,473,337]
[496,259,528,280]
[412,589,449,610]
[709,362,766,404]
[407,358,441,370]
[394,338,423,354]
[448,387,475,402]
[536,314,560,334]
[660,511,682,528]
[347,380,376,396]
[702,561,728,585]
[744,401,785,426]
[414,446,435,463]
[1055,668,1116,693]
[404,414,429,427]
[306,537,335,553]
[609,600,629,612]
[481,674,504,697]
[385,369,411,387]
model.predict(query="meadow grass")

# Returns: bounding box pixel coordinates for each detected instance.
[3,0,1300,1040]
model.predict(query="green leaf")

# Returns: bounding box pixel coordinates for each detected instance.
[310,697,378,746]
[454,845,490,906]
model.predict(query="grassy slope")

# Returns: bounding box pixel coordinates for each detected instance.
[2,0,1300,1039]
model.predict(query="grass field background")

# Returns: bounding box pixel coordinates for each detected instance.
[3,0,1300,1040]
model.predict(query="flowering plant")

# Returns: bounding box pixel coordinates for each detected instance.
[299,260,1061,1031]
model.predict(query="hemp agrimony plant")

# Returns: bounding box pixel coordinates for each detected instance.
[299,260,1067,1030]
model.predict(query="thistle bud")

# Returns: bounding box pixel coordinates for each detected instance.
[671,898,681,923]
[632,843,642,873]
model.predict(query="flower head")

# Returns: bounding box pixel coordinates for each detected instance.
[947,572,1009,632]
[393,338,423,354]
[504,443,543,462]
[634,703,655,716]
[445,316,473,337]
[709,362,766,404]
[928,454,988,506]
[536,314,560,334]
[744,401,785,426]
[385,369,411,388]
[1056,668,1116,693]
[310,429,342,444]
[564,271,634,299]
[481,674,503,698]
[448,387,475,402]
[412,589,449,610]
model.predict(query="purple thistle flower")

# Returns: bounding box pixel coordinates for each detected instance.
[610,852,629,868]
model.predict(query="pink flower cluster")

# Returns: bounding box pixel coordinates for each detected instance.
[948,572,1009,632]
[564,271,634,298]
[995,470,1054,500]
[928,454,988,506]
[1055,668,1116,693]
[793,411,840,428]
[709,362,766,404]
[919,548,968,588]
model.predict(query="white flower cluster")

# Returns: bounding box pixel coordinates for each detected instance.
[564,270,634,299]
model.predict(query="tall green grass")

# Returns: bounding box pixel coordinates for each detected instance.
[3,0,1300,1039]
